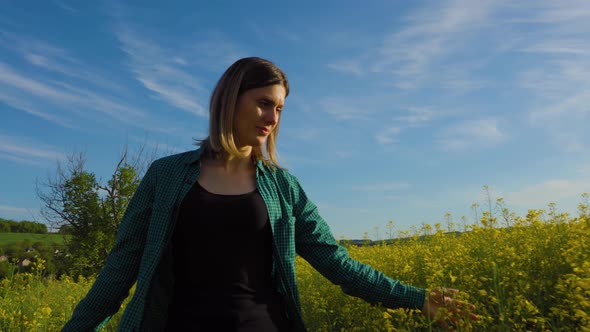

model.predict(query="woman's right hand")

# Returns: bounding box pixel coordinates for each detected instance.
[421,287,478,331]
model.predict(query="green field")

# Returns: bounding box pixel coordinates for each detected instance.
[0,233,67,246]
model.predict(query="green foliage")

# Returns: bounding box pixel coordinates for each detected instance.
[37,151,144,278]
[0,218,47,234]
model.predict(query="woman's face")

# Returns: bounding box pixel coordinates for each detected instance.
[233,84,286,150]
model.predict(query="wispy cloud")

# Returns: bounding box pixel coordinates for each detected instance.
[0,134,66,165]
[0,62,150,128]
[0,89,76,129]
[375,0,496,87]
[328,0,499,91]
[515,2,590,151]
[281,126,323,142]
[189,34,248,71]
[53,0,78,13]
[376,107,435,145]
[353,182,411,192]
[0,30,128,94]
[114,27,210,116]
[0,205,37,221]
[0,32,175,132]
[438,119,505,151]
[327,60,364,76]
[0,205,29,214]
[392,107,435,125]
[247,22,300,44]
[0,62,77,102]
[505,1,590,24]
[522,40,590,56]
[503,179,590,208]
[319,97,372,121]
[375,126,401,145]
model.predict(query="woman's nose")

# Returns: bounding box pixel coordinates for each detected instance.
[265,109,279,124]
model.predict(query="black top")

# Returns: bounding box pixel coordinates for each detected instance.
[166,181,291,331]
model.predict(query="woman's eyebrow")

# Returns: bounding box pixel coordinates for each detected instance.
[259,95,284,107]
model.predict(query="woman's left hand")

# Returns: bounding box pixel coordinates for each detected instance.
[421,287,478,331]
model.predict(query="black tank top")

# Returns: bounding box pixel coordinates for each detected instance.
[166,181,291,331]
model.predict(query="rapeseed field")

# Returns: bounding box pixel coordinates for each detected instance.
[1,201,589,331]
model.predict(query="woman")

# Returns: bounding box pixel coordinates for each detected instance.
[63,57,476,331]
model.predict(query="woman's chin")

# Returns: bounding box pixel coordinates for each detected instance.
[254,138,268,146]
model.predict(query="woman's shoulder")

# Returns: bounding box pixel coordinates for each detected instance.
[260,164,305,196]
[259,162,296,182]
[151,149,200,169]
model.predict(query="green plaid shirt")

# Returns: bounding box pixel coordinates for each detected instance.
[62,149,426,331]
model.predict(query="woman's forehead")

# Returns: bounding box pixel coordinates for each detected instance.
[247,85,286,104]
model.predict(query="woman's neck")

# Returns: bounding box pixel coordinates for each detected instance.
[204,154,255,173]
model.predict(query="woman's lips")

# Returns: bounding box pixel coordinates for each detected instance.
[257,127,270,135]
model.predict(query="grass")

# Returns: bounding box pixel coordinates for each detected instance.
[0,233,68,247]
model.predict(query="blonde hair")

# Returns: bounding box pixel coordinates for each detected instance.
[199,57,289,169]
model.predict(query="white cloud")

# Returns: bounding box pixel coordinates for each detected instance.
[503,179,590,208]
[172,57,187,65]
[0,31,128,94]
[375,126,401,145]
[0,90,77,129]
[246,22,301,44]
[367,0,497,89]
[188,33,247,72]
[353,182,411,192]
[53,0,78,13]
[505,1,590,24]
[0,205,29,214]
[374,107,438,145]
[319,97,371,121]
[115,28,209,116]
[0,62,78,102]
[282,126,323,142]
[327,60,364,76]
[531,91,590,122]
[393,107,434,125]
[438,119,505,151]
[519,21,590,152]
[522,40,590,56]
[0,62,170,131]
[0,205,37,222]
[0,134,66,165]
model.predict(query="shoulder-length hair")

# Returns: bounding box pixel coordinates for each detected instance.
[198,57,289,168]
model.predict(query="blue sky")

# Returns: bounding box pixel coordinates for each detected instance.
[1,1,589,239]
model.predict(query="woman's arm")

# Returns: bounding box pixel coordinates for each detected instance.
[291,177,426,310]
[291,176,478,330]
[62,162,158,331]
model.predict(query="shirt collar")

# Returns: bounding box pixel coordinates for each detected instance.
[184,148,202,165]
[183,147,269,174]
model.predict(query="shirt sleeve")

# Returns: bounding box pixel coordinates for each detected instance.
[291,176,426,310]
[62,161,158,331]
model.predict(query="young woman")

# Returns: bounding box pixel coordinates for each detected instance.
[62,57,476,331]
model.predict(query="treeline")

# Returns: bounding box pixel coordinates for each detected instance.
[0,217,47,234]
